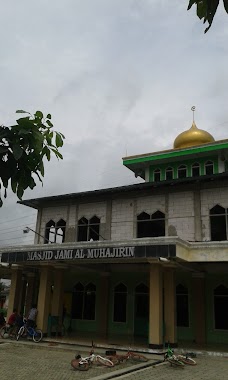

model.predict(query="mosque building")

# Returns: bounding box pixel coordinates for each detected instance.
[1,110,228,348]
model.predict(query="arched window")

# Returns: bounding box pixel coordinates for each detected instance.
[56,219,66,243]
[44,219,66,244]
[137,211,165,238]
[192,162,200,177]
[72,282,96,320]
[205,160,214,175]
[113,283,127,322]
[77,216,100,241]
[165,167,173,181]
[135,283,149,319]
[214,285,228,330]
[154,169,161,182]
[177,165,187,179]
[89,216,100,241]
[84,283,96,320]
[176,284,189,327]
[210,205,227,241]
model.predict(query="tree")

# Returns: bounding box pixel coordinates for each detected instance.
[188,0,228,33]
[0,110,65,207]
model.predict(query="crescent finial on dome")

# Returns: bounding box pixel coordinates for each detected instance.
[173,108,215,149]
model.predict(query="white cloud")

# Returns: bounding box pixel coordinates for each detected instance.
[1,0,228,245]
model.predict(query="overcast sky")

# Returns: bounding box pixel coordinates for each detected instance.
[0,0,228,247]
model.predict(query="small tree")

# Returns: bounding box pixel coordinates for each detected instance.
[188,0,228,33]
[0,110,65,206]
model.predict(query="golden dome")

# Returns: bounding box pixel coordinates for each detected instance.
[173,121,215,149]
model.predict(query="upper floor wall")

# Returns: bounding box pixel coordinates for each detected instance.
[35,184,228,245]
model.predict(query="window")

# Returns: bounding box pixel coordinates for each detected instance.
[176,284,189,327]
[44,219,66,244]
[177,165,187,178]
[72,282,96,320]
[154,169,161,182]
[77,216,100,241]
[165,167,173,181]
[135,283,149,319]
[214,285,228,330]
[137,211,165,238]
[210,205,227,241]
[205,160,214,175]
[192,162,200,177]
[113,283,127,322]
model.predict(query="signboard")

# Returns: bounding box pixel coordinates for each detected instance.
[0,244,176,263]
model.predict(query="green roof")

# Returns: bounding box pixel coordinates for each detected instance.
[123,140,228,166]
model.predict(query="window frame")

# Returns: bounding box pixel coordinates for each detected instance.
[176,283,190,328]
[154,168,161,182]
[72,282,96,321]
[113,283,127,323]
[137,211,165,238]
[213,284,228,331]
[177,165,187,179]
[44,219,66,244]
[77,215,100,242]
[205,160,214,175]
[210,205,228,241]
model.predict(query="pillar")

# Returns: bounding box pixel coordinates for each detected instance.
[194,190,202,241]
[7,266,23,320]
[36,266,52,334]
[164,269,177,346]
[148,264,163,348]
[98,274,109,339]
[192,273,206,344]
[17,274,27,315]
[24,273,36,316]
[51,268,64,317]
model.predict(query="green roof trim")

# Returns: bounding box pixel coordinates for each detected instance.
[123,141,228,166]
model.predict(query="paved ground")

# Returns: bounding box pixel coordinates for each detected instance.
[0,340,228,380]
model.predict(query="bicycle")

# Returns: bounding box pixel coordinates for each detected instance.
[164,345,185,368]
[0,324,17,339]
[176,353,197,365]
[106,350,148,365]
[71,350,114,371]
[16,320,43,343]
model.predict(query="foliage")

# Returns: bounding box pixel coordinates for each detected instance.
[188,0,228,33]
[0,281,5,293]
[0,110,65,206]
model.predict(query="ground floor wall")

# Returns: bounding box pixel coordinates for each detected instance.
[6,265,228,347]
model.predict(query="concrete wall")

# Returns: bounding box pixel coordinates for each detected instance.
[201,187,228,241]
[37,185,228,244]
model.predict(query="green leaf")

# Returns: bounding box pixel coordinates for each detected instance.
[16,110,29,114]
[29,177,36,189]
[197,1,206,20]
[17,185,24,200]
[39,160,45,177]
[11,177,18,193]
[47,114,52,119]
[12,144,23,160]
[46,119,53,128]
[51,148,63,159]
[18,128,31,135]
[16,117,32,128]
[187,0,197,11]
[55,133,64,147]
[35,111,43,119]
[43,146,51,161]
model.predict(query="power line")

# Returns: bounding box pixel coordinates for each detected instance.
[0,222,35,234]
[0,213,36,226]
